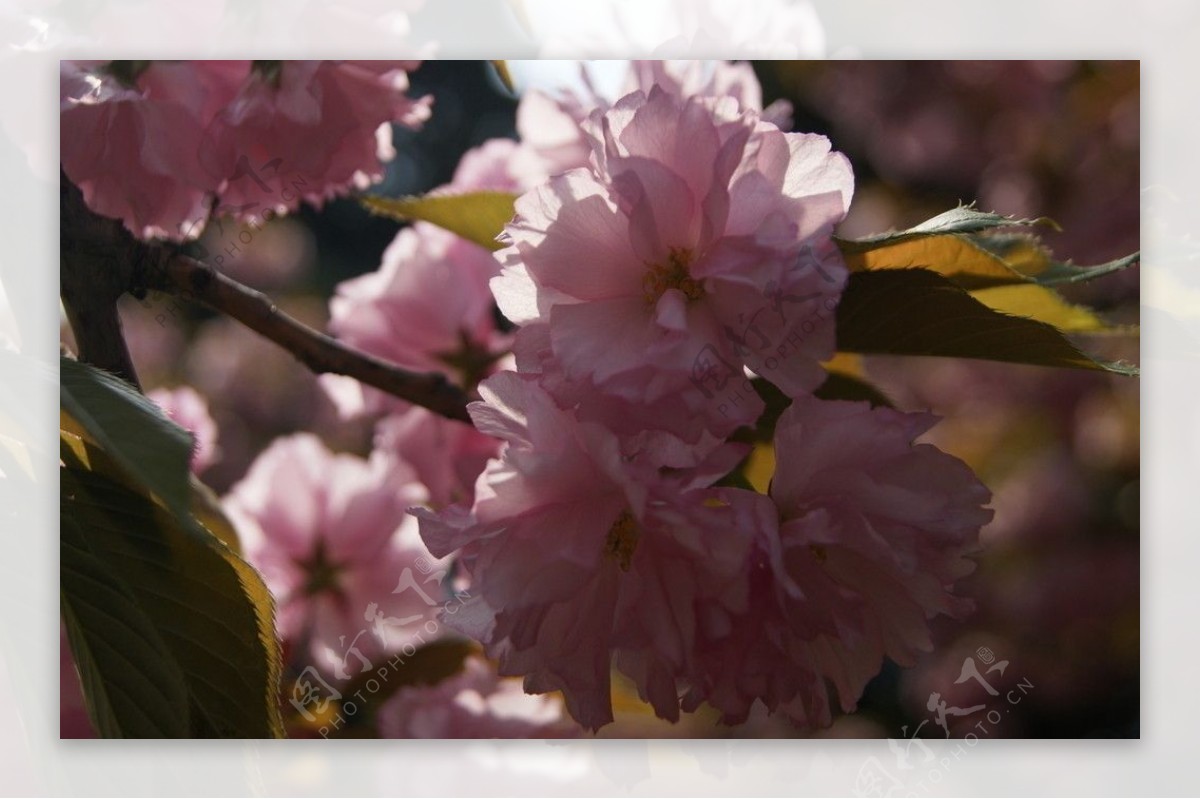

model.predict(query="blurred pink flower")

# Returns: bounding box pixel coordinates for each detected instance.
[684,396,992,728]
[493,86,852,440]
[330,221,502,377]
[628,60,793,127]
[147,385,219,473]
[200,60,429,212]
[375,406,500,509]
[448,137,530,193]
[516,60,791,183]
[61,60,428,240]
[60,60,249,240]
[327,221,507,417]
[414,372,761,730]
[377,655,580,738]
[323,216,508,509]
[224,434,448,676]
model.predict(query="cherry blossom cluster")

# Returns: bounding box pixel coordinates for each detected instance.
[60,60,429,240]
[221,431,575,737]
[326,61,993,730]
[64,60,994,736]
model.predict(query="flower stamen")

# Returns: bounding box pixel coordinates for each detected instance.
[604,509,641,572]
[642,247,702,306]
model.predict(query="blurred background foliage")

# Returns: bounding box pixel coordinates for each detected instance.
[61,60,1138,738]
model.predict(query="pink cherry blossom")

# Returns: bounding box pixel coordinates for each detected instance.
[447,137,529,193]
[224,434,449,677]
[377,655,580,738]
[322,211,509,511]
[375,406,500,508]
[147,385,219,473]
[515,60,792,183]
[683,395,992,727]
[327,221,507,416]
[200,60,430,212]
[492,86,853,441]
[414,371,762,730]
[627,60,792,128]
[61,60,428,241]
[60,60,250,240]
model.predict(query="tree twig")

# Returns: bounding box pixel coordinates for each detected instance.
[61,172,471,423]
[135,247,473,423]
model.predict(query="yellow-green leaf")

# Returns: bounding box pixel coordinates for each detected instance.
[969,284,1115,334]
[60,357,195,523]
[61,512,191,738]
[362,191,517,251]
[835,269,1138,375]
[971,232,1140,286]
[836,207,1139,332]
[190,475,244,554]
[840,229,1027,289]
[61,432,283,738]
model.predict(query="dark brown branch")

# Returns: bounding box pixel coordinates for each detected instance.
[60,172,142,389]
[61,171,470,422]
[136,248,472,423]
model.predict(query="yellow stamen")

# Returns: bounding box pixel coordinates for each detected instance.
[604,510,641,572]
[642,247,703,306]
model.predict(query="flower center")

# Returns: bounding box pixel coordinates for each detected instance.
[300,542,344,596]
[604,510,641,572]
[434,329,503,391]
[642,247,702,306]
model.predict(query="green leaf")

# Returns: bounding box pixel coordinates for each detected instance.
[61,433,284,738]
[840,228,1029,290]
[966,283,1127,334]
[190,475,243,554]
[969,232,1140,286]
[845,205,1057,242]
[362,191,517,252]
[835,269,1138,375]
[836,208,1139,333]
[61,513,191,738]
[60,357,194,522]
